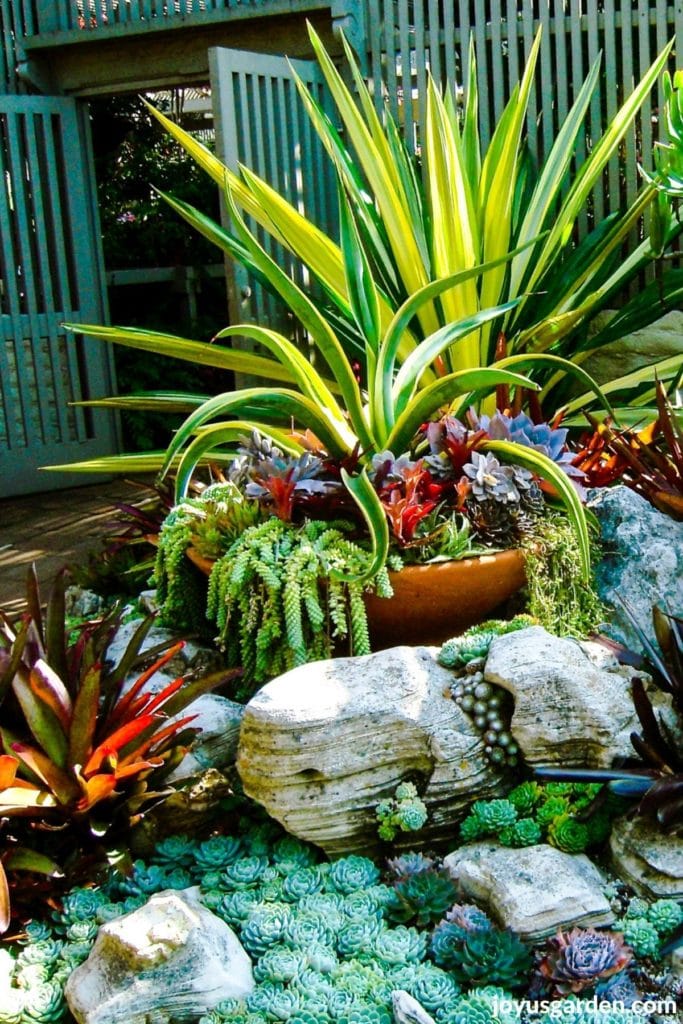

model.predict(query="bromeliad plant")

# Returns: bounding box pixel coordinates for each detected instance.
[0,567,236,932]
[573,378,683,520]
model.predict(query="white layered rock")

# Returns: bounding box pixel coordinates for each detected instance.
[65,888,253,1024]
[237,646,504,857]
[484,626,650,767]
[444,842,614,941]
[610,816,683,899]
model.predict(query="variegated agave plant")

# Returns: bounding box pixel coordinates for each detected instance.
[55,27,683,580]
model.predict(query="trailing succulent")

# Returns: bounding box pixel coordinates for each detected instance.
[154,480,262,634]
[206,517,400,690]
[458,783,623,852]
[0,568,235,933]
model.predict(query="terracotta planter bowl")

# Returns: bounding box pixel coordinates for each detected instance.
[363,548,527,649]
[186,545,527,651]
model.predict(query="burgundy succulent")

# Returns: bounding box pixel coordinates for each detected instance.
[538,927,633,995]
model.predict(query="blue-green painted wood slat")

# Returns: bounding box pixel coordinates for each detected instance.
[210,46,339,373]
[0,95,116,494]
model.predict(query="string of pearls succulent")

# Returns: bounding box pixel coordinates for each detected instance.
[449,659,519,769]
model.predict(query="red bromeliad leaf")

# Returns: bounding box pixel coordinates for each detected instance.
[0,755,19,790]
[28,661,72,733]
[68,663,101,770]
[12,675,69,770]
[119,714,197,766]
[125,676,185,721]
[132,677,186,720]
[75,774,118,813]
[113,758,163,780]
[83,715,157,776]
[107,642,185,728]
[10,742,79,806]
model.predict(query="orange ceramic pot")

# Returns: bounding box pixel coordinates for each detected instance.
[186,545,527,650]
[363,549,527,649]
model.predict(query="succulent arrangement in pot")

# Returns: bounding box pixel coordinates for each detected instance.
[49,27,683,686]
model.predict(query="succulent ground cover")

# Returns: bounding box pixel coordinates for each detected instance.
[0,818,679,1024]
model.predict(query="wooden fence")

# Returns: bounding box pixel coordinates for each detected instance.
[367,0,679,235]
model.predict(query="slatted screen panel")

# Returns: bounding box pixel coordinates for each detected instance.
[210,47,339,375]
[0,96,117,494]
[365,0,679,232]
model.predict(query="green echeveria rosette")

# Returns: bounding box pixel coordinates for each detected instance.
[56,887,109,928]
[222,856,270,889]
[536,796,571,826]
[400,962,461,1011]
[466,799,518,836]
[240,906,292,956]
[385,870,459,926]
[547,813,590,854]
[60,941,93,968]
[437,986,519,1024]
[216,888,262,926]
[15,940,63,968]
[305,943,339,974]
[335,1005,392,1024]
[194,835,244,870]
[343,889,391,920]
[647,898,683,935]
[499,817,543,847]
[624,897,650,920]
[621,917,661,958]
[64,920,98,944]
[271,835,319,873]
[284,910,336,949]
[0,986,25,1024]
[437,928,532,989]
[282,866,325,901]
[21,922,54,944]
[328,856,381,894]
[152,834,199,868]
[333,959,393,1001]
[373,926,427,965]
[253,944,308,983]
[20,980,67,1024]
[336,917,386,959]
[507,781,543,815]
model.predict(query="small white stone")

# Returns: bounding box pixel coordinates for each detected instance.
[65,888,253,1024]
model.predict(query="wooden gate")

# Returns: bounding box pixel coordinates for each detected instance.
[0,96,117,495]
[209,46,339,373]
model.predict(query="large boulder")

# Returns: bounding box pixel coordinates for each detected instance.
[237,646,504,857]
[588,486,683,649]
[65,888,253,1024]
[609,816,683,900]
[444,843,614,941]
[582,309,683,386]
[484,626,650,767]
